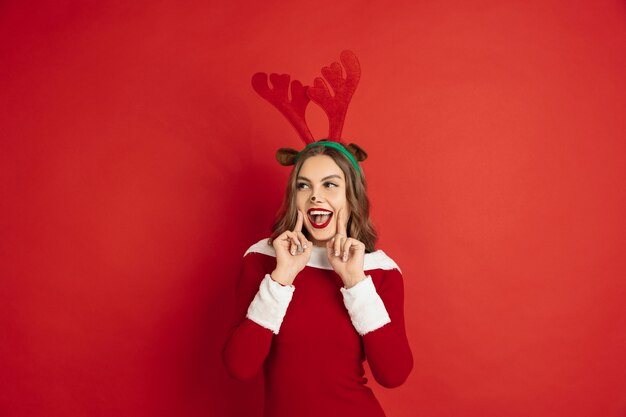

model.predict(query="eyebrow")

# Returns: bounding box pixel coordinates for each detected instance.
[297,174,344,182]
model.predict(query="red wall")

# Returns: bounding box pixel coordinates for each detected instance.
[2,1,625,416]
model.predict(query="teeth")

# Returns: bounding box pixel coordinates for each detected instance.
[309,210,332,216]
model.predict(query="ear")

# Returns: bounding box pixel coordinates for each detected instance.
[276,148,299,166]
[346,143,368,162]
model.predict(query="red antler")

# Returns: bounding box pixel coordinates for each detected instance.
[307,50,361,141]
[251,72,315,144]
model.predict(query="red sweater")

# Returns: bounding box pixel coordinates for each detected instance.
[223,239,413,417]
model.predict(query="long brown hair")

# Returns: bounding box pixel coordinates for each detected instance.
[268,144,378,252]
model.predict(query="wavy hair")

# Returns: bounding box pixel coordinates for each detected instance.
[268,144,378,252]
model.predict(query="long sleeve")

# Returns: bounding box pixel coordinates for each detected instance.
[222,241,409,416]
[222,252,288,381]
[359,269,413,388]
[340,276,391,335]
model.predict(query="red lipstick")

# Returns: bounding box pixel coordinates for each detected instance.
[307,208,333,229]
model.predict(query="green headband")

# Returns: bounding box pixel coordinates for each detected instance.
[294,141,362,174]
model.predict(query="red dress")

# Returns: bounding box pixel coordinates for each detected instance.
[223,238,413,417]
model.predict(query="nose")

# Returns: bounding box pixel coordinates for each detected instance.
[309,186,325,203]
[310,189,322,202]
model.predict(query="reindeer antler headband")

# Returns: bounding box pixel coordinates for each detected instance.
[251,50,368,173]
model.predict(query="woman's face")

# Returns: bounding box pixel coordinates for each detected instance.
[295,155,350,247]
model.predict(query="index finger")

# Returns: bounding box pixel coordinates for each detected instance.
[294,209,304,233]
[336,207,347,236]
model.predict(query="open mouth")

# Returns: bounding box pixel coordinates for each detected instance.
[307,208,333,229]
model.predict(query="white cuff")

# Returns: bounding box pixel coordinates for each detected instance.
[340,276,391,335]
[246,274,295,335]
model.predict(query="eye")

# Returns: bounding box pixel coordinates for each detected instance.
[324,182,338,188]
[297,182,310,189]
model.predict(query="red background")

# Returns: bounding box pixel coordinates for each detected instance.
[2,1,626,416]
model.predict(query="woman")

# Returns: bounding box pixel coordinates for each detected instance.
[222,141,413,417]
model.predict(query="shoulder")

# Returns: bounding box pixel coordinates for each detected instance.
[366,250,405,297]
[240,238,277,275]
[237,239,275,285]
[243,237,276,258]
[364,249,402,273]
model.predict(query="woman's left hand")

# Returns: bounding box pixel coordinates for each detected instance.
[327,208,367,288]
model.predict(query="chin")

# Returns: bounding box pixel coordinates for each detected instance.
[307,228,333,244]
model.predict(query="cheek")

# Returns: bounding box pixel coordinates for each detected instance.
[330,194,348,211]
[295,193,306,209]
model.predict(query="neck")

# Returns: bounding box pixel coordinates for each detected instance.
[311,239,326,248]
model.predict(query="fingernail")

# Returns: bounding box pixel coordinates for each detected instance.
[303,243,307,249]
[291,249,296,256]
[335,250,339,257]
[343,254,348,262]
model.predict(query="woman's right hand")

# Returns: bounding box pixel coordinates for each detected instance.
[271,210,312,286]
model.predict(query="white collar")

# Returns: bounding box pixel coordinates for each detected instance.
[244,237,401,272]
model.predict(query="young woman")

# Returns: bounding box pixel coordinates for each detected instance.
[222,141,413,417]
